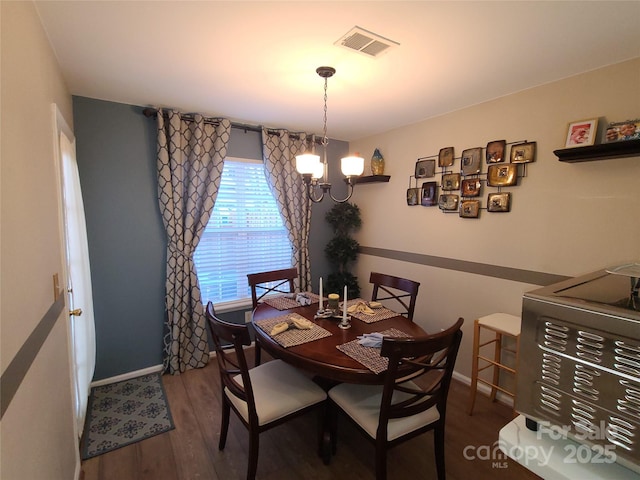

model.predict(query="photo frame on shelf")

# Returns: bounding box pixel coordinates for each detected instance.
[604,119,640,143]
[421,181,438,206]
[406,188,420,206]
[441,172,461,191]
[486,140,506,163]
[460,200,480,218]
[510,141,536,163]
[461,178,482,197]
[487,192,512,212]
[564,118,598,147]
[415,159,436,178]
[438,194,459,211]
[461,147,482,175]
[487,164,517,187]
[438,147,454,167]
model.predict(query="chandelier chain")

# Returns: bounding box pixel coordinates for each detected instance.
[322,77,329,147]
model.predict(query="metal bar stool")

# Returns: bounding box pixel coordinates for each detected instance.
[468,313,521,415]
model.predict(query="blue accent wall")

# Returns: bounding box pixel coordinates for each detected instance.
[73,96,347,380]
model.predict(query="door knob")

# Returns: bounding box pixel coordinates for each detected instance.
[69,308,83,317]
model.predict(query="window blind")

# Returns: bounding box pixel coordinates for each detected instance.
[195,158,293,306]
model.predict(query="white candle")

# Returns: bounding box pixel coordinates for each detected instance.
[319,277,323,310]
[343,285,348,320]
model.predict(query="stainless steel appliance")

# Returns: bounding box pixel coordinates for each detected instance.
[516,264,640,473]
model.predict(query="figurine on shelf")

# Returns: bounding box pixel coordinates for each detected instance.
[371,148,385,175]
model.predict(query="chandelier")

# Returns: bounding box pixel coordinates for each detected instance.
[296,66,364,203]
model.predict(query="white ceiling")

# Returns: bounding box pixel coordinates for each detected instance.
[35,1,640,142]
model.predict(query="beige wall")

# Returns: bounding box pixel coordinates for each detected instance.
[349,58,640,382]
[1,2,77,479]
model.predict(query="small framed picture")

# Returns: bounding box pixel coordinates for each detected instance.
[459,200,480,218]
[441,172,461,191]
[564,119,598,147]
[486,140,506,163]
[487,164,517,187]
[438,194,459,211]
[487,192,511,212]
[406,188,420,206]
[438,147,454,167]
[510,141,536,163]
[461,178,481,197]
[421,181,438,206]
[415,159,435,178]
[605,119,640,143]
[461,147,482,175]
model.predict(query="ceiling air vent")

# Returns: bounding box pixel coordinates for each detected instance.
[335,26,399,58]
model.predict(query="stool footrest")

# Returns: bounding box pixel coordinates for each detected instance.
[477,355,516,374]
[476,378,516,397]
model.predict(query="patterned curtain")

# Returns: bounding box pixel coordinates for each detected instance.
[261,129,312,291]
[157,109,231,374]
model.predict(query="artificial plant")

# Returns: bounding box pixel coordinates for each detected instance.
[324,202,362,299]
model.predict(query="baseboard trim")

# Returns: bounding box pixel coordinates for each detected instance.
[91,364,164,388]
[91,342,258,387]
[452,370,514,407]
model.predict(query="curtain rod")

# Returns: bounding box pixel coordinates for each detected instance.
[142,107,319,142]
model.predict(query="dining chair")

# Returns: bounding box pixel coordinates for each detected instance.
[205,302,327,480]
[328,317,464,480]
[369,272,421,321]
[247,267,297,365]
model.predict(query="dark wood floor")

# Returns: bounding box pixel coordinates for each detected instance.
[81,348,541,480]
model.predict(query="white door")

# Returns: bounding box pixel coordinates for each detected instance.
[55,106,96,435]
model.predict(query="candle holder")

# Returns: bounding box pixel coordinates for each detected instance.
[338,315,351,329]
[327,293,339,311]
[314,308,333,319]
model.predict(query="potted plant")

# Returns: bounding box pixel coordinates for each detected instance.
[324,202,362,299]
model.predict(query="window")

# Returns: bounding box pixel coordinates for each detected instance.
[195,157,292,309]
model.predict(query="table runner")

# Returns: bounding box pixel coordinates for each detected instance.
[336,328,411,374]
[344,298,398,324]
[255,313,331,348]
[262,292,321,311]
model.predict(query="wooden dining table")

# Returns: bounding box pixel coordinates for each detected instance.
[251,296,430,463]
[251,298,429,385]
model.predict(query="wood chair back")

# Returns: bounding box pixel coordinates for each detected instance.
[369,272,420,321]
[247,267,297,309]
[205,302,255,413]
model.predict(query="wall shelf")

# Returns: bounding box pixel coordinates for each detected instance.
[554,139,640,163]
[353,175,391,184]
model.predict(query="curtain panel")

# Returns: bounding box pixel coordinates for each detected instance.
[156,109,231,374]
[261,129,312,291]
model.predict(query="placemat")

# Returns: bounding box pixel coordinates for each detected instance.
[344,298,398,324]
[262,292,321,310]
[336,328,411,374]
[255,313,331,348]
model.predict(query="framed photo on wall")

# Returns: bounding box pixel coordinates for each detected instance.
[415,159,436,178]
[510,141,536,163]
[564,119,598,147]
[438,194,459,211]
[441,172,461,191]
[406,188,420,206]
[487,164,517,187]
[461,178,481,197]
[487,192,511,212]
[461,147,482,175]
[460,200,480,218]
[438,147,454,167]
[486,140,506,163]
[605,119,640,142]
[421,181,438,206]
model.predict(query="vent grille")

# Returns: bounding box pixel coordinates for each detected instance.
[335,26,399,58]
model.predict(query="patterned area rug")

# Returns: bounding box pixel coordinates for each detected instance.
[81,372,174,459]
